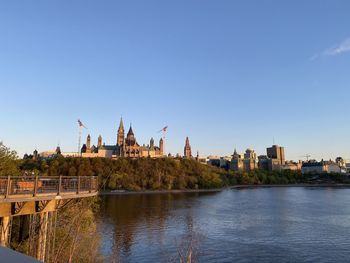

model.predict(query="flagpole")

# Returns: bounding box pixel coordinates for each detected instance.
[163,129,166,156]
[77,119,87,157]
[78,124,82,156]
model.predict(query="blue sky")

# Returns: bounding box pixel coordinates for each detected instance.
[1,0,349,161]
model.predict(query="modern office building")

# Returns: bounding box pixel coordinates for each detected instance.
[267,145,285,164]
[230,149,244,171]
[243,148,257,171]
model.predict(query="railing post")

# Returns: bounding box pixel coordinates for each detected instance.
[89,176,93,193]
[77,176,80,194]
[58,176,62,195]
[5,176,11,198]
[34,176,38,197]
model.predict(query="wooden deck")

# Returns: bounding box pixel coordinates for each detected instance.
[0,176,98,216]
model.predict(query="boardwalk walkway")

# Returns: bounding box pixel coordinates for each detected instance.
[0,176,98,261]
[0,176,98,203]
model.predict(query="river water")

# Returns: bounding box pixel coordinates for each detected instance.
[97,187,350,262]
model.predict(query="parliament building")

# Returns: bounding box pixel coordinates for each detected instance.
[81,118,164,158]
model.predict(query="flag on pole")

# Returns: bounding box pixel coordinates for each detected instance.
[158,126,168,133]
[78,119,87,129]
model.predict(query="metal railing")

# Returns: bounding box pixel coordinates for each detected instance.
[0,176,98,198]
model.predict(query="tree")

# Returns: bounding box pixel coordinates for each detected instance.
[0,142,19,176]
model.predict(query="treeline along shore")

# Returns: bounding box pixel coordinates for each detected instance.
[1,141,349,191]
[19,157,350,191]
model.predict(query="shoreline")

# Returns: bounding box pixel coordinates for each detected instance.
[99,188,223,195]
[99,183,350,195]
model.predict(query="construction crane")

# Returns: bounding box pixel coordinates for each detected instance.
[158,126,168,155]
[77,119,87,155]
[300,154,311,161]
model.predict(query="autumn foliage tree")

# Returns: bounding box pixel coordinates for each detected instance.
[0,142,19,176]
[19,156,311,190]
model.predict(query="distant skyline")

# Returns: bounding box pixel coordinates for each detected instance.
[1,1,350,161]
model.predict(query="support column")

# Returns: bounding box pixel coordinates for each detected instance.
[18,215,30,243]
[37,212,49,261]
[0,216,10,247]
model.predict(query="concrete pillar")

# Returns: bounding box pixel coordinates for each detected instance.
[0,216,10,247]
[36,212,49,261]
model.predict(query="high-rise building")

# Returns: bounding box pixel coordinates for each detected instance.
[243,148,257,171]
[267,145,285,165]
[258,155,269,170]
[184,137,192,158]
[265,145,286,171]
[230,149,244,171]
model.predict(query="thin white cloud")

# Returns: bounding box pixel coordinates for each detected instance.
[324,38,350,56]
[310,37,350,61]
[309,54,319,61]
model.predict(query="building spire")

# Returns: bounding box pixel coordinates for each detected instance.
[127,123,134,136]
[184,136,192,158]
[118,117,124,131]
[98,135,102,148]
[117,117,125,147]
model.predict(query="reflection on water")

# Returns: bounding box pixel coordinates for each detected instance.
[97,188,350,263]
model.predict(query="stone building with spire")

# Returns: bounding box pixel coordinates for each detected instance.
[81,118,164,158]
[184,137,192,158]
